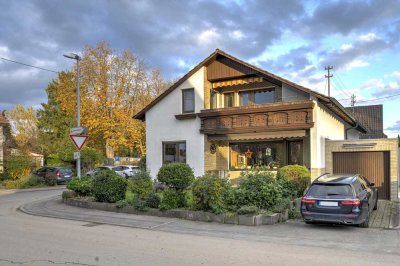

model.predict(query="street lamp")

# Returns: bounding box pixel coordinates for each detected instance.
[63,53,82,177]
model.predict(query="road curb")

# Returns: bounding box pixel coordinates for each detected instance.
[1,186,66,194]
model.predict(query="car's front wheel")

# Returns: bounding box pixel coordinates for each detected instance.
[373,192,378,210]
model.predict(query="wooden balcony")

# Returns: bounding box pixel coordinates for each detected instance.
[198,100,314,134]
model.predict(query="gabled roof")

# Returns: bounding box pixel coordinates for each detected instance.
[133,49,366,132]
[345,105,384,138]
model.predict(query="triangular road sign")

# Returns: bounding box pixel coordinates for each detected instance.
[69,135,89,151]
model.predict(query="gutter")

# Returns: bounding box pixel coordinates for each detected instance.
[345,121,359,140]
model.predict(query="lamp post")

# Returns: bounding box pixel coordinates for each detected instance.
[63,53,82,177]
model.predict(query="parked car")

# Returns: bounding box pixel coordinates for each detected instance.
[33,166,73,185]
[119,165,140,177]
[301,173,378,228]
[86,166,125,177]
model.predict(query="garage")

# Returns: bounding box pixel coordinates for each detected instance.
[332,151,390,200]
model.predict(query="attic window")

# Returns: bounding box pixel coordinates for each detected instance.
[182,88,195,113]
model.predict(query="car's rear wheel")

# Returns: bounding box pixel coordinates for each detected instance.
[359,208,370,228]
[373,192,378,210]
[305,221,314,225]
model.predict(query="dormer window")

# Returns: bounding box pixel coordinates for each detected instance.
[182,88,195,113]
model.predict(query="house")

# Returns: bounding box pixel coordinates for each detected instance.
[134,49,370,181]
[345,105,386,139]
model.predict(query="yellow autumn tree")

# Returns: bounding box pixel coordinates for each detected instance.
[55,42,169,158]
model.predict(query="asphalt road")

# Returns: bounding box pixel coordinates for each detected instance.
[1,188,400,266]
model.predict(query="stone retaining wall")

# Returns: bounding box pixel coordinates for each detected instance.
[63,197,288,226]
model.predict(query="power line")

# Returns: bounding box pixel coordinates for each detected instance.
[333,76,352,98]
[335,74,352,98]
[0,56,59,74]
[356,93,400,103]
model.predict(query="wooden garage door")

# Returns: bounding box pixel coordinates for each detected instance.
[332,151,390,200]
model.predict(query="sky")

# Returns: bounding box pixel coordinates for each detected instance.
[0,0,399,137]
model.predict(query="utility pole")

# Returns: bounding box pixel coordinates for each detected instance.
[350,94,356,107]
[63,53,82,177]
[325,66,333,97]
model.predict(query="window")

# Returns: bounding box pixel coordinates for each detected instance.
[224,93,234,107]
[254,89,274,104]
[229,141,284,170]
[239,91,250,106]
[182,89,194,113]
[239,89,275,106]
[210,90,217,109]
[288,141,303,165]
[163,142,186,164]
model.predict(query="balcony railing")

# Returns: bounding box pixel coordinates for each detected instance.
[198,100,314,134]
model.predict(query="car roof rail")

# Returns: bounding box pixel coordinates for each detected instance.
[315,172,330,181]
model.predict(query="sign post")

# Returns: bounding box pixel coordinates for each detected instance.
[69,133,88,178]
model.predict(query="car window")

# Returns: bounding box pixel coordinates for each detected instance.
[60,168,72,174]
[113,166,123,171]
[353,180,364,194]
[37,168,47,174]
[47,168,56,172]
[306,184,353,197]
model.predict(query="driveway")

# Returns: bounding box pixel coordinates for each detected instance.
[1,188,400,265]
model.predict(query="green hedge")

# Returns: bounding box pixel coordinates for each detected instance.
[159,189,181,210]
[192,175,231,213]
[5,155,31,180]
[67,176,93,196]
[3,175,44,189]
[92,170,127,203]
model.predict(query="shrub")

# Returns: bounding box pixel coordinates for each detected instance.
[159,189,181,210]
[233,172,281,210]
[157,163,195,191]
[116,199,129,209]
[277,165,311,197]
[237,205,259,215]
[192,175,231,213]
[272,197,291,213]
[133,194,147,211]
[92,170,127,203]
[128,170,153,198]
[43,174,57,186]
[145,192,161,208]
[5,155,31,180]
[67,176,93,196]
[3,175,45,189]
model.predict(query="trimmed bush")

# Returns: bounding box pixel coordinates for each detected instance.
[5,155,31,180]
[145,192,161,208]
[159,189,181,210]
[157,163,195,191]
[128,170,153,198]
[133,194,147,211]
[192,175,231,213]
[43,174,57,186]
[67,176,93,196]
[277,165,311,197]
[92,170,127,203]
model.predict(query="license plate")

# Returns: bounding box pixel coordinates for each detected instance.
[319,201,338,207]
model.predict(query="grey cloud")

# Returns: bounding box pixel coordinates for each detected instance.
[298,0,400,38]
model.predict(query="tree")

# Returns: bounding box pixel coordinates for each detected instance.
[5,105,38,153]
[51,42,169,158]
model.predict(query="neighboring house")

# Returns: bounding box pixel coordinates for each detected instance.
[345,105,386,139]
[134,49,367,180]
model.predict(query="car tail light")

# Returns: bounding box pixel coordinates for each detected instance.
[341,199,361,206]
[56,171,60,177]
[301,197,316,204]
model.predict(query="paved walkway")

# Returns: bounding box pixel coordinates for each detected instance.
[370,200,400,229]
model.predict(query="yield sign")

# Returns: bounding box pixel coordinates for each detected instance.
[69,135,89,151]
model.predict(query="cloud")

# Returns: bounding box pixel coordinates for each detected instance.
[344,59,369,71]
[360,78,400,97]
[386,121,400,131]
